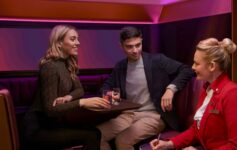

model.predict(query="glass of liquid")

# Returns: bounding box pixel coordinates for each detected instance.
[112,88,121,105]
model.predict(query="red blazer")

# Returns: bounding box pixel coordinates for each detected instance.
[171,73,237,150]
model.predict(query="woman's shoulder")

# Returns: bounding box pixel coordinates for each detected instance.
[40,61,56,70]
[41,59,64,69]
[227,81,237,90]
[40,60,64,75]
[220,80,237,98]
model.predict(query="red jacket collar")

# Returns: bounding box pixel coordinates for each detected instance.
[203,73,230,94]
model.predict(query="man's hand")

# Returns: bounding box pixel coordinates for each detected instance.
[161,89,174,112]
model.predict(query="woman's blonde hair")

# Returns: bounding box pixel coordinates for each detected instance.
[40,25,78,80]
[196,38,237,71]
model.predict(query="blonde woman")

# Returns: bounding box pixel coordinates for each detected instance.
[24,25,110,150]
[150,38,237,150]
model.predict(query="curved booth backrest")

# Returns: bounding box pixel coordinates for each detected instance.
[175,77,204,130]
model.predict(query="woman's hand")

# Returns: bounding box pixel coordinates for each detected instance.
[150,139,174,150]
[161,89,174,112]
[53,95,72,106]
[80,97,111,110]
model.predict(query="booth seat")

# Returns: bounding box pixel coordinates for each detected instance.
[0,89,20,150]
[0,73,109,150]
[0,74,109,116]
[0,73,203,150]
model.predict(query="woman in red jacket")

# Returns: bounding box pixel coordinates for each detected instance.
[150,38,237,150]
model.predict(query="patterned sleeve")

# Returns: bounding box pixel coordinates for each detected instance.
[69,77,84,100]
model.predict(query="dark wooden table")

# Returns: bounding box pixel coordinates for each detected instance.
[96,100,142,112]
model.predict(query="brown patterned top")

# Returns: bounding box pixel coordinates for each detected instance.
[30,59,84,119]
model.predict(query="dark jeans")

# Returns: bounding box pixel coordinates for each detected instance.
[22,112,101,150]
[24,127,101,150]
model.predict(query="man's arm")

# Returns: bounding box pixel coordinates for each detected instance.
[158,54,195,112]
[158,54,195,90]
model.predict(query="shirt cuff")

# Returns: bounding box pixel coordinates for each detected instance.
[166,84,178,93]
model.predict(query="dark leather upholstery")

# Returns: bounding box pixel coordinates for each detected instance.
[175,77,203,131]
[0,89,20,150]
[0,74,109,115]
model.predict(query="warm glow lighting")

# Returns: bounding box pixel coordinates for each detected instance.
[0,18,155,24]
[62,0,188,5]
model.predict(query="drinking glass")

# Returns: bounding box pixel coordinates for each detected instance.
[112,88,121,105]
[102,89,112,104]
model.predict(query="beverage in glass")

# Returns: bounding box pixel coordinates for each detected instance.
[112,88,121,105]
[102,90,112,104]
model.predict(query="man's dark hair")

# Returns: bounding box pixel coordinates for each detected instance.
[120,26,142,43]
